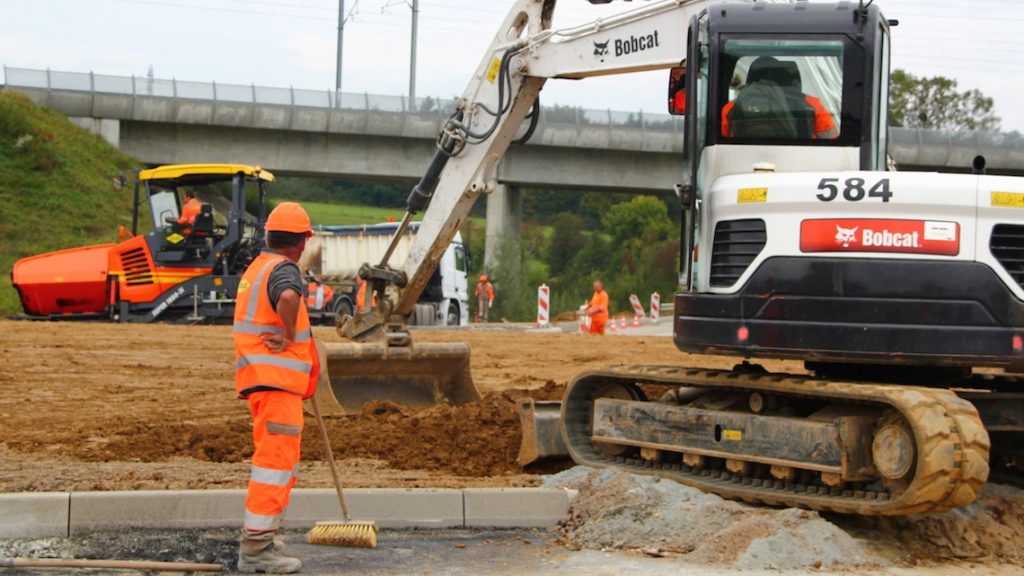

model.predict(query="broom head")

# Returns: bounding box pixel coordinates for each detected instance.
[305,520,378,548]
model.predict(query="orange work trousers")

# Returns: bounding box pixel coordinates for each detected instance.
[589,317,607,335]
[243,390,304,533]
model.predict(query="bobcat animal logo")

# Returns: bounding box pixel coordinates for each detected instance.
[835,225,859,248]
[593,41,609,59]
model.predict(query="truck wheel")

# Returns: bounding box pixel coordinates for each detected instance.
[447,302,460,327]
[333,298,354,320]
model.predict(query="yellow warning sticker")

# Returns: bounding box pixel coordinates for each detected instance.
[992,191,1024,208]
[166,233,185,244]
[486,57,502,84]
[738,188,768,204]
[722,429,743,441]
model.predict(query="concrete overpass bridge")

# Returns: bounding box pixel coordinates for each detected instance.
[5,66,1024,270]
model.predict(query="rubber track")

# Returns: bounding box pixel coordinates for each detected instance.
[561,365,991,516]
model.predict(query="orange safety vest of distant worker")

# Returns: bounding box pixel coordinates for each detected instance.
[476,279,494,302]
[720,95,836,139]
[306,281,334,311]
[588,288,609,335]
[178,196,202,226]
[355,278,378,310]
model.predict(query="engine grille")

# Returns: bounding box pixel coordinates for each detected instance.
[710,219,767,287]
[990,224,1024,289]
[119,247,154,286]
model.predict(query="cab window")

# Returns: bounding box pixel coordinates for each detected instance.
[719,38,844,142]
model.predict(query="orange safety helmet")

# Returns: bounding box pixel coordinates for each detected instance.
[265,202,313,237]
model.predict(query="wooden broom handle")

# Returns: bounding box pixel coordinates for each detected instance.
[1,557,222,571]
[310,394,351,521]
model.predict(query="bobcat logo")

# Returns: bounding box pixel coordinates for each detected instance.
[593,41,609,60]
[835,225,859,248]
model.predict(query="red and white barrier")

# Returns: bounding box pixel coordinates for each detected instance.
[537,284,550,328]
[578,304,590,333]
[629,294,646,318]
[650,292,661,323]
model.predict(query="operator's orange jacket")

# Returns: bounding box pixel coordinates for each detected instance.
[589,290,609,323]
[720,95,835,138]
[178,197,202,225]
[234,252,319,400]
[476,281,494,301]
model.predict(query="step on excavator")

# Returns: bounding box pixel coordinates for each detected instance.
[326,0,1024,515]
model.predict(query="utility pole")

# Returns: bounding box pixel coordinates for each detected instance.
[409,0,419,109]
[335,0,345,106]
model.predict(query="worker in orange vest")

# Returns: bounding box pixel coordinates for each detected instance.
[233,202,319,574]
[178,191,203,232]
[720,56,838,140]
[305,271,334,312]
[355,277,377,312]
[586,280,610,335]
[475,274,494,322]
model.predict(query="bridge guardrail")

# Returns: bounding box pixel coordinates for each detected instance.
[2,65,682,133]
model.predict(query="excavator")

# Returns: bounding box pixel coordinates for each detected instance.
[321,0,1020,515]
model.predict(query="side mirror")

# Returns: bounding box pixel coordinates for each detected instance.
[668,65,687,116]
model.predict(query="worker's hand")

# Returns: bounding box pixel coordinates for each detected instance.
[261,333,293,353]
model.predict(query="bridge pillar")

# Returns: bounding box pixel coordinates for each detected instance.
[484,183,522,282]
[68,117,120,147]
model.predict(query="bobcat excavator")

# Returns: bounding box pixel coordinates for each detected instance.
[321,0,1024,515]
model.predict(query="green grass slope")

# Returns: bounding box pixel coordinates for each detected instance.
[0,90,138,316]
[298,199,487,229]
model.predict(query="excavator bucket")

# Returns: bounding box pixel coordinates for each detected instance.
[315,341,482,416]
[516,398,568,466]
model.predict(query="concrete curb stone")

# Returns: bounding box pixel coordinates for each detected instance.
[0,492,70,539]
[463,488,577,528]
[1,488,572,538]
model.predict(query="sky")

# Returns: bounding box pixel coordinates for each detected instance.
[2,0,1022,131]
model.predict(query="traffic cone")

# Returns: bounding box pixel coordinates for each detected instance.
[620,317,627,329]
[633,315,640,327]
[609,321,616,332]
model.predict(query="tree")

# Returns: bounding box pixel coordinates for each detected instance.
[889,69,1001,132]
[602,196,673,247]
[547,212,585,275]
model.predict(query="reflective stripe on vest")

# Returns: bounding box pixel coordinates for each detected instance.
[233,252,315,398]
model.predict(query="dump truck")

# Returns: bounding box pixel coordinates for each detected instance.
[318,0,1024,516]
[300,223,471,327]
[14,164,271,322]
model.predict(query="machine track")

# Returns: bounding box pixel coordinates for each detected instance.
[561,365,990,516]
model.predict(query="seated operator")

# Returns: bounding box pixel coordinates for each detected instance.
[721,56,839,140]
[164,190,204,235]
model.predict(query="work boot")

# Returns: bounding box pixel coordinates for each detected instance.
[237,545,302,574]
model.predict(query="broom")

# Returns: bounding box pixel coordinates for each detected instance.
[305,393,378,548]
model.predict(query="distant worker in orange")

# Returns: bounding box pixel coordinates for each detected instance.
[355,276,377,311]
[233,202,319,574]
[721,56,838,140]
[586,280,610,335]
[475,274,495,322]
[179,190,203,226]
[305,271,334,312]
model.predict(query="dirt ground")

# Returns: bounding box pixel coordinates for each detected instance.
[0,319,785,492]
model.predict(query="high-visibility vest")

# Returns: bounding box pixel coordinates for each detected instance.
[178,197,202,225]
[233,251,318,399]
[306,281,334,310]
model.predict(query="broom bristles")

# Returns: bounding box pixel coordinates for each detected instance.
[305,521,378,548]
